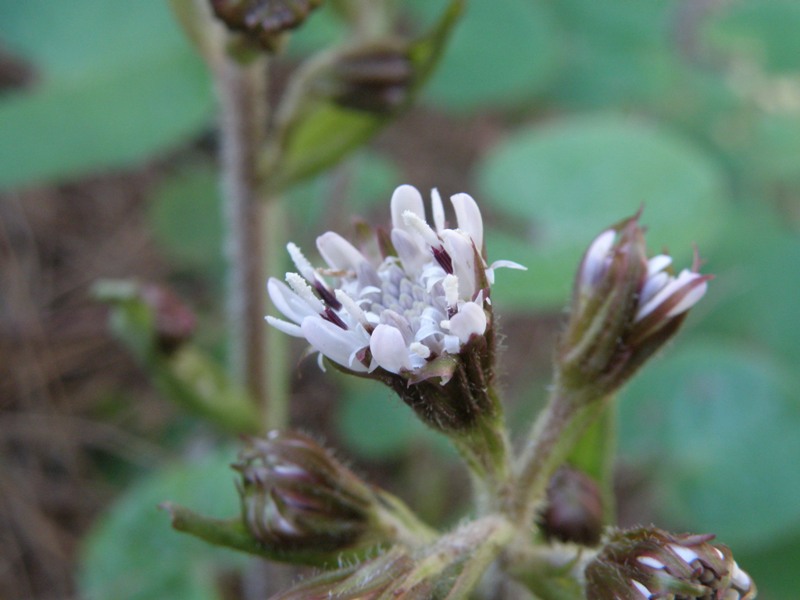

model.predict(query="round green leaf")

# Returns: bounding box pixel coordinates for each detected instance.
[79,448,247,600]
[407,0,559,112]
[0,0,214,189]
[619,340,800,550]
[476,115,727,308]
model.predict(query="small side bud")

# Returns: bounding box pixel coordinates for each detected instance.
[321,43,415,114]
[234,430,379,552]
[538,466,603,546]
[139,283,197,353]
[210,0,324,52]
[585,526,756,599]
[559,214,710,395]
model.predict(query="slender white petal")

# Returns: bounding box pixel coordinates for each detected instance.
[391,228,428,275]
[646,254,672,276]
[265,316,303,337]
[441,230,477,299]
[666,275,707,317]
[431,188,445,232]
[489,259,527,271]
[370,324,411,374]
[630,580,651,598]
[637,556,665,570]
[317,231,368,272]
[301,318,368,372]
[731,562,752,589]
[267,278,319,324]
[448,303,487,343]
[636,270,706,321]
[669,543,699,564]
[581,229,616,288]
[391,185,425,232]
[450,193,483,252]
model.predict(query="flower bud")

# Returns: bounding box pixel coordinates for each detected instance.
[139,283,197,353]
[321,44,414,114]
[585,526,756,599]
[559,214,710,395]
[538,466,603,546]
[234,430,380,552]
[210,0,324,52]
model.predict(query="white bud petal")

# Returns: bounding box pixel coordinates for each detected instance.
[669,543,699,565]
[581,229,616,289]
[267,278,320,323]
[370,324,411,374]
[391,185,425,232]
[301,318,368,372]
[630,579,652,598]
[431,188,446,232]
[265,315,303,337]
[637,556,665,570]
[317,231,368,272]
[448,302,487,344]
[450,192,483,252]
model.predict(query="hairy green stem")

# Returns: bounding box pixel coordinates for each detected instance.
[513,379,608,527]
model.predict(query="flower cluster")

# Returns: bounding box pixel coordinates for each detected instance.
[268,185,524,431]
[585,527,756,600]
[268,184,522,377]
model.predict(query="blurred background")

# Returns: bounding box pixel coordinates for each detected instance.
[2,0,800,598]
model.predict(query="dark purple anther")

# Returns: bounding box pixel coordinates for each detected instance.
[432,246,453,274]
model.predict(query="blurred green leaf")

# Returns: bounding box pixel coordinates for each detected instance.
[79,449,247,600]
[407,0,559,112]
[477,115,727,309]
[705,0,800,75]
[286,151,401,231]
[619,339,800,550]
[0,0,213,189]
[696,211,800,368]
[337,378,437,460]
[737,534,800,600]
[544,0,683,109]
[271,0,463,189]
[149,163,225,278]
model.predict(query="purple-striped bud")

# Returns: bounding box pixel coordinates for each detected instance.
[559,214,710,395]
[234,430,379,552]
[585,526,756,599]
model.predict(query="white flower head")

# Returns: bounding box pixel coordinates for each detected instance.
[267,185,525,379]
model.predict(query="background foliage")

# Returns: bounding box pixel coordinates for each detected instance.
[2,0,799,598]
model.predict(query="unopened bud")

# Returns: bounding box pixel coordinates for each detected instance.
[234,430,379,551]
[539,466,603,546]
[559,214,710,395]
[139,283,197,353]
[324,44,414,114]
[210,0,324,52]
[585,526,756,599]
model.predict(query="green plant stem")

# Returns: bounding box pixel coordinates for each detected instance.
[504,542,596,600]
[214,49,271,416]
[513,379,608,527]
